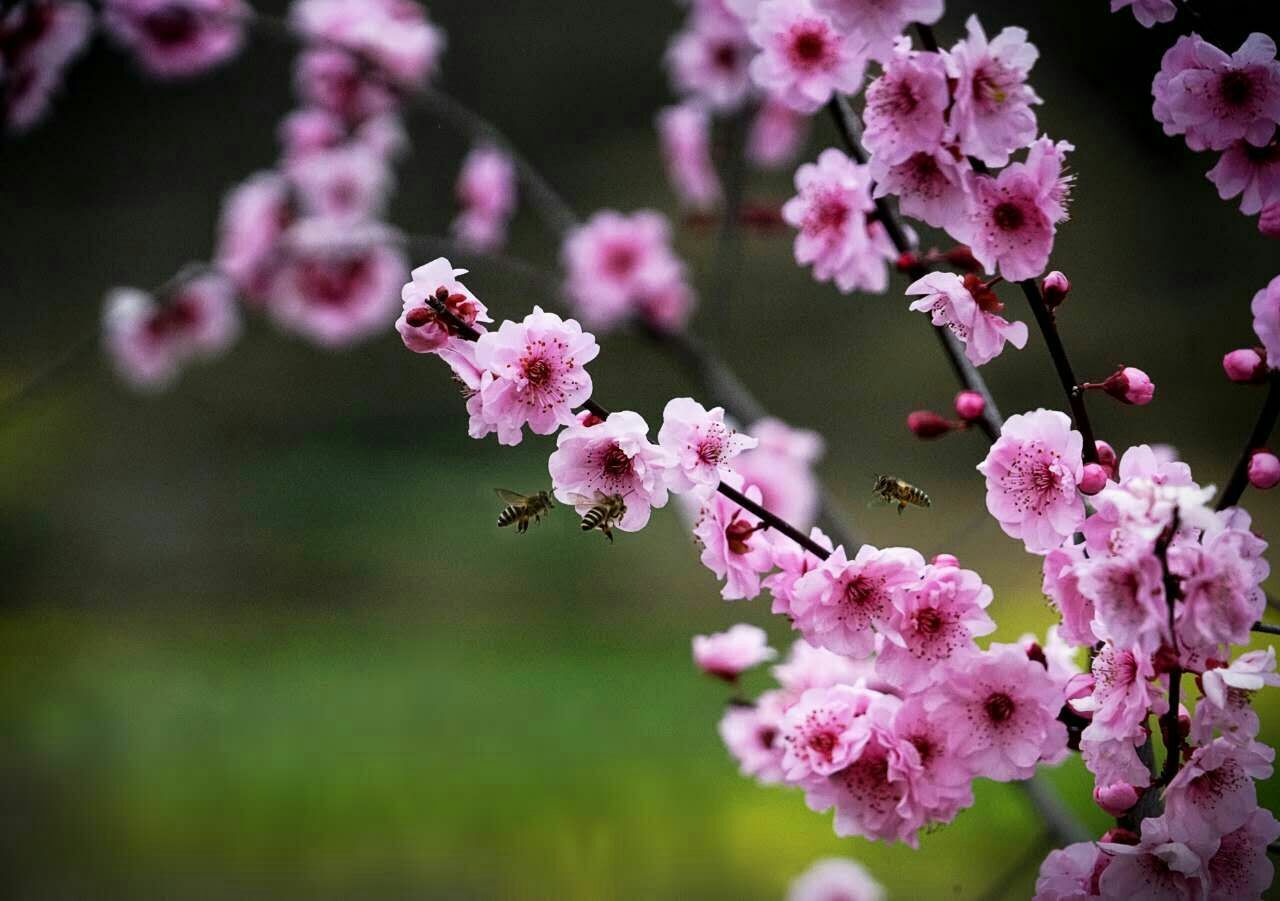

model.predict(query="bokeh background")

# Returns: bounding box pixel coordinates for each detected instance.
[3,1,1280,898]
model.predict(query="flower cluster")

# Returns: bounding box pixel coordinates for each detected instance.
[1,0,92,133]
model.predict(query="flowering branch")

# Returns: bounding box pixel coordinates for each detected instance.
[1216,371,1280,510]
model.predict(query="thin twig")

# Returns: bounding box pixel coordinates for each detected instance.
[1155,510,1184,787]
[1215,372,1280,510]
[1020,279,1100,464]
[1253,622,1280,636]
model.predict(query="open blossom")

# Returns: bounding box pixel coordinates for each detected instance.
[1081,732,1153,789]
[1042,543,1096,647]
[1252,273,1280,368]
[978,409,1086,554]
[395,257,491,355]
[862,41,949,166]
[1193,648,1280,745]
[658,103,721,211]
[906,271,1029,366]
[747,0,867,115]
[549,410,675,531]
[1163,33,1280,152]
[215,171,292,302]
[790,544,926,657]
[101,0,246,78]
[694,476,775,600]
[468,307,599,445]
[693,623,776,680]
[1170,519,1269,653]
[731,417,824,530]
[1163,738,1274,843]
[779,683,876,782]
[103,274,240,390]
[279,107,347,162]
[747,95,810,169]
[1033,842,1103,901]
[1207,140,1280,215]
[659,397,757,492]
[720,689,788,783]
[288,143,393,224]
[666,8,754,111]
[771,637,870,699]
[814,0,942,62]
[889,696,975,824]
[290,0,445,88]
[1076,643,1161,742]
[1099,816,1213,901]
[1110,0,1177,28]
[954,137,1073,282]
[451,145,517,252]
[782,148,876,290]
[870,147,970,230]
[294,48,396,124]
[925,642,1068,782]
[1077,551,1168,653]
[944,15,1042,168]
[0,0,92,133]
[875,562,995,692]
[786,857,885,901]
[1205,808,1280,901]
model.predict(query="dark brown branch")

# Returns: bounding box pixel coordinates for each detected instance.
[1020,280,1100,464]
[1253,621,1280,636]
[1155,510,1184,787]
[1215,372,1280,511]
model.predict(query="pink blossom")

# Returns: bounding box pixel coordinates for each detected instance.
[693,623,777,680]
[1165,33,1280,152]
[889,696,976,824]
[549,411,675,531]
[862,41,949,166]
[1077,552,1168,654]
[694,477,775,600]
[944,15,1042,168]
[954,137,1074,282]
[1164,738,1274,843]
[279,107,346,162]
[395,257,491,355]
[780,683,877,782]
[101,0,245,78]
[1260,202,1280,237]
[468,307,599,446]
[294,48,396,124]
[290,0,445,88]
[1207,140,1280,215]
[814,0,942,62]
[731,417,824,530]
[790,544,926,657]
[1251,273,1280,368]
[747,0,867,114]
[666,8,754,111]
[1193,648,1279,745]
[215,171,292,303]
[1205,808,1280,901]
[1076,643,1162,742]
[1153,34,1208,143]
[1030,626,1086,690]
[977,409,1086,554]
[1110,0,1177,28]
[657,103,722,211]
[1117,442,1195,488]
[1170,522,1269,652]
[720,689,788,783]
[906,271,1029,366]
[450,145,517,253]
[561,210,691,332]
[924,642,1068,782]
[836,220,903,295]
[1099,816,1213,901]
[770,637,869,699]
[747,95,810,169]
[288,143,392,224]
[1033,842,1103,901]
[1081,732,1153,790]
[0,0,92,133]
[875,562,995,692]
[103,273,240,390]
[781,148,878,291]
[870,147,971,230]
[659,397,758,492]
[786,857,885,901]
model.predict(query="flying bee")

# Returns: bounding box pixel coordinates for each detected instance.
[871,475,931,514]
[494,489,555,533]
[579,494,628,544]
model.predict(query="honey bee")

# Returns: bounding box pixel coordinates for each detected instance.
[495,489,555,533]
[871,475,931,514]
[579,494,628,543]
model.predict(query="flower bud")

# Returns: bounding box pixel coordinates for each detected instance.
[1065,673,1095,712]
[1248,450,1280,490]
[895,251,920,273]
[1099,366,1155,405]
[932,553,959,568]
[577,410,605,428]
[1260,202,1280,239]
[1093,783,1139,817]
[954,390,986,422]
[1095,440,1118,479]
[1100,826,1141,846]
[1078,463,1109,496]
[1042,270,1070,310]
[907,410,954,439]
[943,245,981,272]
[1222,348,1268,384]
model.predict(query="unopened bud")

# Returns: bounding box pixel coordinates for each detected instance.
[954,391,986,422]
[896,251,920,273]
[1248,450,1280,490]
[1093,783,1139,818]
[1223,348,1268,384]
[907,410,954,439]
[1098,366,1155,406]
[577,410,605,428]
[1042,271,1070,310]
[943,245,982,272]
[1260,202,1280,239]
[1078,463,1109,496]
[932,553,959,568]
[1100,826,1141,846]
[1095,440,1118,479]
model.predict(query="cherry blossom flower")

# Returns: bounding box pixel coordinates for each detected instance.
[215,171,292,303]
[101,0,246,78]
[290,0,445,88]
[395,257,491,355]
[666,7,755,111]
[747,95,810,169]
[279,107,347,162]
[977,409,1086,555]
[1042,542,1097,647]
[790,543,926,657]
[1170,521,1269,652]
[1193,648,1280,745]
[782,148,877,291]
[1033,842,1104,901]
[451,145,517,253]
[1110,0,1177,28]
[468,307,600,446]
[906,271,1029,366]
[1081,731,1153,790]
[1076,552,1168,653]
[1251,273,1280,368]
[1163,738,1275,843]
[659,397,757,492]
[561,210,690,332]
[693,476,775,600]
[836,220,903,295]
[1075,643,1162,742]
[657,103,721,213]
[293,48,396,124]
[889,696,976,824]
[875,562,995,692]
[1152,34,1209,144]
[862,41,949,166]
[870,147,971,230]
[1164,33,1280,152]
[814,0,942,62]
[288,143,393,224]
[693,623,777,680]
[944,15,1042,168]
[720,689,788,783]
[747,0,867,115]
[1204,808,1280,901]
[1098,816,1213,901]
[103,273,240,390]
[786,857,885,901]
[549,410,675,531]
[1207,140,1280,215]
[0,0,92,132]
[924,642,1068,782]
[731,417,824,530]
[770,637,868,699]
[780,683,877,782]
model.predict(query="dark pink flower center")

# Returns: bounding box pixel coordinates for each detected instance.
[984,692,1015,724]
[911,736,935,765]
[757,726,777,749]
[297,257,371,308]
[602,444,632,477]
[603,243,639,278]
[788,26,830,68]
[914,607,944,635]
[842,576,872,606]
[712,41,738,71]
[809,730,837,757]
[696,438,723,465]
[142,5,199,46]
[405,306,434,328]
[145,297,200,339]
[725,516,757,555]
[810,193,850,233]
[1219,70,1255,108]
[523,358,552,386]
[992,201,1025,231]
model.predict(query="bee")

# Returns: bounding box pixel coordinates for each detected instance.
[495,489,555,533]
[579,494,628,543]
[871,475,931,514]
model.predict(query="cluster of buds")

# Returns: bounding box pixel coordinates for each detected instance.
[905,391,987,439]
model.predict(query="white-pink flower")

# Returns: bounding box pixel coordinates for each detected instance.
[288,142,393,224]
[786,857,885,901]
[770,637,869,699]
[944,15,1042,168]
[1110,0,1177,28]
[1076,643,1162,742]
[294,48,396,124]
[889,695,976,825]
[659,397,757,492]
[666,8,755,111]
[290,0,445,88]
[693,476,775,600]
[1098,816,1213,901]
[977,409,1086,555]
[451,145,517,253]
[862,40,949,166]
[1193,648,1280,746]
[906,271,1029,366]
[747,95,810,169]
[1251,273,1280,368]
[1164,33,1280,152]
[1170,521,1269,652]
[870,146,972,230]
[780,683,877,782]
[731,417,824,530]
[813,0,942,62]
[658,103,722,211]
[720,689,788,783]
[747,0,867,114]
[1081,731,1153,790]
[0,0,92,133]
[1033,842,1103,901]
[215,171,293,303]
[782,148,877,291]
[693,623,777,680]
[549,410,675,531]
[1042,542,1097,647]
[101,0,245,78]
[395,257,491,355]
[1205,808,1280,901]
[1207,140,1280,215]
[1077,551,1168,654]
[1164,738,1274,844]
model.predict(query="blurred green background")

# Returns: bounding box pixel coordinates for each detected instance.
[3,1,1280,898]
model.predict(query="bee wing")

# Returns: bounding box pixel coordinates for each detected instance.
[866,495,892,510]
[494,488,528,503]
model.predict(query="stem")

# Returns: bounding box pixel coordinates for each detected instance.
[709,105,752,351]
[1020,280,1100,464]
[1254,622,1280,636]
[1154,510,1184,787]
[1215,372,1280,510]
[932,325,1004,441]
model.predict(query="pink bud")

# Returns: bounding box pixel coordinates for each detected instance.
[1042,270,1070,310]
[1078,462,1108,495]
[907,410,954,439]
[1100,826,1141,846]
[954,390,986,421]
[1095,440,1118,479]
[1100,366,1155,405]
[1223,348,1268,384]
[931,553,959,568]
[1093,783,1139,817]
[1260,202,1280,239]
[1248,450,1280,490]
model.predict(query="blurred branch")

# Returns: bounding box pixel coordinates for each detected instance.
[0,329,97,428]
[973,832,1050,901]
[1215,372,1280,510]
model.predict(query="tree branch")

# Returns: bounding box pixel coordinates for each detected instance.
[1020,280,1100,464]
[1215,371,1280,510]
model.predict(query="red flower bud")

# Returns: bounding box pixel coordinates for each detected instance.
[954,390,986,421]
[1223,348,1268,384]
[1042,270,1070,310]
[907,410,955,439]
[1248,450,1280,489]
[1095,440,1118,479]
[1096,366,1155,405]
